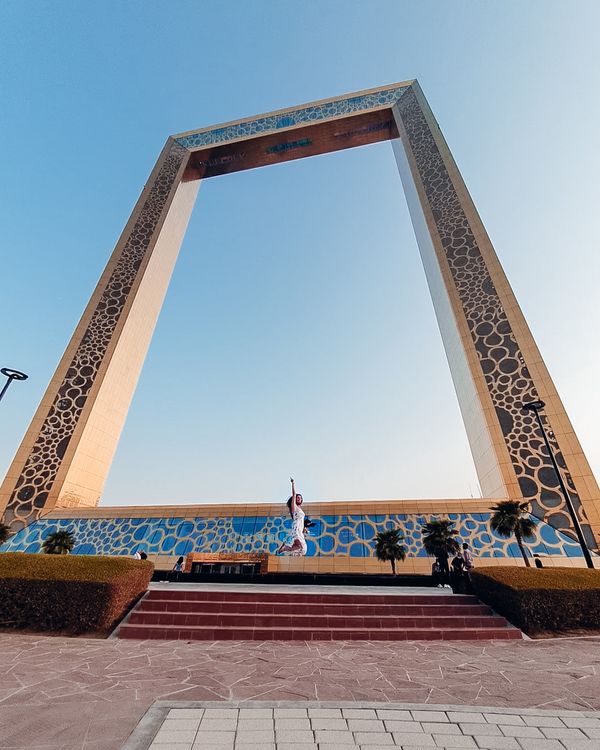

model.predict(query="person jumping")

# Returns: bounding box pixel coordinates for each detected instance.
[277,477,307,557]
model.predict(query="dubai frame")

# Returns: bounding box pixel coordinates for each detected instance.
[2,80,599,554]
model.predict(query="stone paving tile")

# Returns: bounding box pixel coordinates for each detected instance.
[433,736,477,747]
[152,730,196,742]
[449,712,487,723]
[239,708,272,718]
[515,740,564,750]
[582,727,600,738]
[459,722,503,736]
[354,732,395,744]
[376,709,413,720]
[413,710,450,722]
[423,721,463,734]
[310,718,347,729]
[392,731,436,745]
[541,728,588,740]
[500,725,545,738]
[275,718,311,730]
[523,716,566,727]
[274,709,308,718]
[562,717,600,728]
[342,708,378,718]
[237,718,273,730]
[191,730,235,746]
[555,742,599,750]
[168,709,205,718]
[472,738,520,749]
[484,713,526,725]
[347,719,386,731]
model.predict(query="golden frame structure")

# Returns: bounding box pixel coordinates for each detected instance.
[2,80,599,550]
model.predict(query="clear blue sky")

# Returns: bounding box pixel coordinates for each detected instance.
[1,0,599,506]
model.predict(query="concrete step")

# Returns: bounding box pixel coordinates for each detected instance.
[117,588,521,641]
[145,589,479,605]
[127,610,509,629]
[117,622,522,641]
[137,599,493,617]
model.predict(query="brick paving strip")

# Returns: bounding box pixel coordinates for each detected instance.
[122,701,600,750]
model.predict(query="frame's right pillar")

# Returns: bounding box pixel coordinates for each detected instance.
[392,83,600,550]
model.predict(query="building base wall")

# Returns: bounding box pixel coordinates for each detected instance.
[1,498,592,571]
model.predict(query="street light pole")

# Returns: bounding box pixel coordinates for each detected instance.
[0,368,28,404]
[522,400,595,569]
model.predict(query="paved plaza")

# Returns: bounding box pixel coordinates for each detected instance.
[1,634,600,749]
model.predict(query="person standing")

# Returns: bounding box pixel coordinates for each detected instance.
[462,542,474,590]
[462,543,474,572]
[169,556,185,582]
[435,547,451,588]
[431,559,442,587]
[451,553,466,593]
[277,477,307,557]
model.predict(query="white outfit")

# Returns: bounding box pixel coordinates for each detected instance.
[462,548,474,569]
[290,505,307,556]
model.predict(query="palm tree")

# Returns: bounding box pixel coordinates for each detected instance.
[41,529,76,555]
[0,522,11,546]
[421,518,460,556]
[374,528,407,575]
[489,500,536,567]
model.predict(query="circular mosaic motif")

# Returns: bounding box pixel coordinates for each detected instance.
[0,511,583,560]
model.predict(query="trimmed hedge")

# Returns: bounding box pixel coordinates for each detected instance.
[0,553,153,634]
[471,566,600,634]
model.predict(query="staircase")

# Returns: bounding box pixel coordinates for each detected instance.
[116,588,522,641]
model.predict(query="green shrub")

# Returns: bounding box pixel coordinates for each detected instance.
[0,553,153,634]
[471,566,600,634]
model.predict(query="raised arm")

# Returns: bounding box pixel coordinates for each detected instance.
[290,477,296,512]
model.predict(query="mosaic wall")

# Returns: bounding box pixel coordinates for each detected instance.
[395,90,596,549]
[0,512,584,559]
[2,141,189,531]
[175,85,409,150]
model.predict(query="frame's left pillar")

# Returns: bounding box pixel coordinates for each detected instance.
[0,139,198,531]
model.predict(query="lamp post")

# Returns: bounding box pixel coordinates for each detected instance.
[0,368,28,404]
[522,400,594,569]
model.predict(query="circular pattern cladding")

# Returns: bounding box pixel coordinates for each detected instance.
[3,142,188,531]
[0,511,584,560]
[396,90,594,549]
